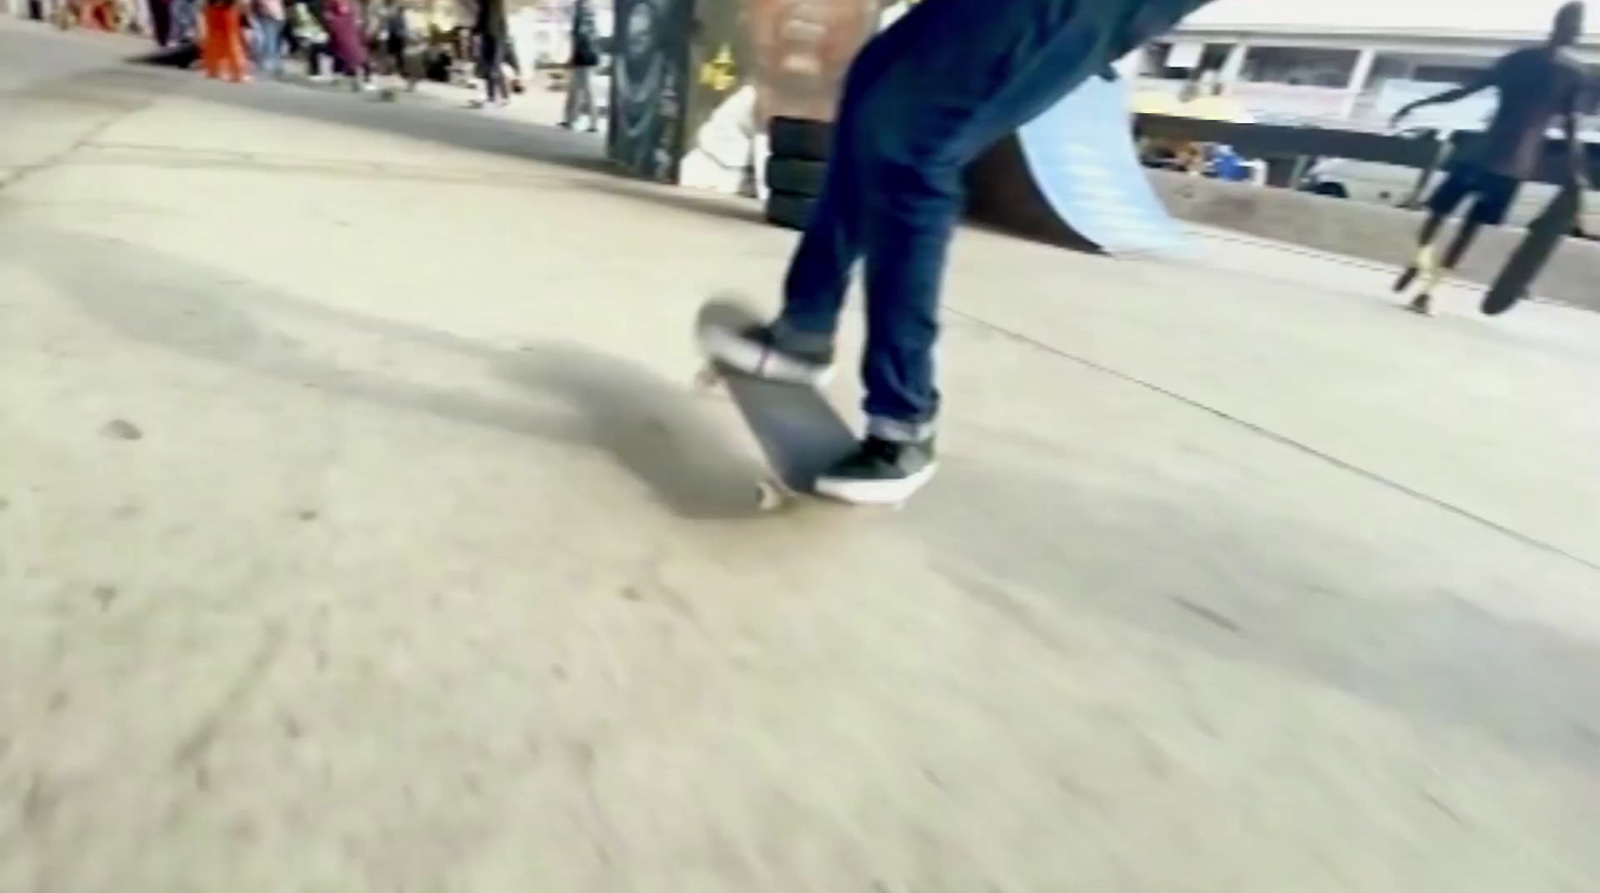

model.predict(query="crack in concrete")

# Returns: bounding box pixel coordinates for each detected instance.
[948,305,1600,577]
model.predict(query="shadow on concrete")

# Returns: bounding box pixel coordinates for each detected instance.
[131,54,616,178]
[7,224,766,521]
[903,451,1600,774]
[10,222,1600,773]
[578,178,767,228]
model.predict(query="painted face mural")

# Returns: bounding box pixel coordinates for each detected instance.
[609,0,688,181]
[677,0,910,195]
[742,0,881,121]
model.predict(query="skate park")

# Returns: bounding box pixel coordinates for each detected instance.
[4,14,1600,892]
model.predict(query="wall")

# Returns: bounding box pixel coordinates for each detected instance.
[1148,170,1600,311]
[607,0,691,182]
[675,0,904,195]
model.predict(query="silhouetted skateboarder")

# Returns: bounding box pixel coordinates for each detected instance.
[1390,2,1588,316]
[698,0,1216,505]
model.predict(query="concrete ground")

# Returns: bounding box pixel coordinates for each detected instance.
[3,19,1599,893]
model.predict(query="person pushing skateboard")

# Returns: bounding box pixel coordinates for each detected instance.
[699,0,1216,506]
[1390,1,1589,316]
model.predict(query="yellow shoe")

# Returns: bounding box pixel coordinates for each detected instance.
[1415,245,1439,277]
[1394,244,1437,294]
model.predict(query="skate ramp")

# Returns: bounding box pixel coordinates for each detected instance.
[967,75,1186,256]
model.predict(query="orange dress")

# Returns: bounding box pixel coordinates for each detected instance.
[201,1,247,82]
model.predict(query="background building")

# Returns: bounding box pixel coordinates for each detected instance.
[1133,0,1600,129]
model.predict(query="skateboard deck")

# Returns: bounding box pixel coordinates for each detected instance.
[693,299,859,509]
[1483,182,1582,315]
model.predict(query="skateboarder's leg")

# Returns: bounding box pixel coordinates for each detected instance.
[1441,219,1485,270]
[844,0,1125,439]
[1445,178,1513,269]
[776,28,916,339]
[814,0,1133,501]
[1396,168,1471,300]
[699,29,916,386]
[708,0,1204,502]
[1412,174,1513,313]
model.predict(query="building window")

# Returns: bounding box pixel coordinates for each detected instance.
[1242,46,1360,88]
[1150,40,1233,80]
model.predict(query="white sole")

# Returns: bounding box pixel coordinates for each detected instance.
[698,323,833,387]
[815,462,938,506]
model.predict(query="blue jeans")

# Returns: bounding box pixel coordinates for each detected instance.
[252,15,284,75]
[779,0,1197,437]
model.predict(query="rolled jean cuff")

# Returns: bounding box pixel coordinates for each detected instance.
[867,416,936,443]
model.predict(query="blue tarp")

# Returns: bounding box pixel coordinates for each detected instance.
[1013,75,1187,257]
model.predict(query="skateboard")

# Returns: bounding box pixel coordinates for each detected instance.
[693,299,859,510]
[1483,181,1582,316]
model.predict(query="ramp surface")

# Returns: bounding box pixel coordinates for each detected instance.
[967,75,1186,256]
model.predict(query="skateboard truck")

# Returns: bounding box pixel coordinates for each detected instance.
[693,298,861,511]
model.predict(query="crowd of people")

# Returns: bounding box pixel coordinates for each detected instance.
[139,0,418,90]
[465,0,601,124]
[35,0,606,127]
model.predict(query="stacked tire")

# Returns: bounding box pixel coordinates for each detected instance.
[764,117,833,231]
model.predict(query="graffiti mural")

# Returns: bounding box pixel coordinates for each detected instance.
[677,0,916,196]
[607,0,691,182]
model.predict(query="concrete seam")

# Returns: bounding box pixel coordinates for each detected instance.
[0,68,177,196]
[1186,226,1575,312]
[947,305,1600,577]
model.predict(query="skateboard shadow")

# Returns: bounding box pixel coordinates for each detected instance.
[491,343,771,520]
[10,225,771,521]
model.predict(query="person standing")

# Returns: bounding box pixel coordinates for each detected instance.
[560,0,600,131]
[200,0,247,81]
[248,0,286,77]
[287,0,328,77]
[1390,2,1589,316]
[382,0,415,89]
[472,0,511,107]
[147,0,173,45]
[697,0,1216,504]
[174,0,201,44]
[320,0,368,90]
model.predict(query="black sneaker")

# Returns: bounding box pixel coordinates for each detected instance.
[700,321,834,386]
[815,436,938,505]
[1406,293,1434,316]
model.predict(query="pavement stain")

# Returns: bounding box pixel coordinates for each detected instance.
[1169,596,1243,634]
[20,773,61,830]
[91,584,118,610]
[940,563,1073,656]
[170,623,287,770]
[100,418,142,441]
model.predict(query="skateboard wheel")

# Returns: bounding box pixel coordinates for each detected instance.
[755,480,786,511]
